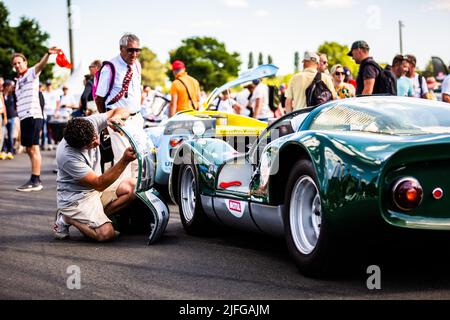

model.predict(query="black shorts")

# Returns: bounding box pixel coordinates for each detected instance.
[20,117,44,147]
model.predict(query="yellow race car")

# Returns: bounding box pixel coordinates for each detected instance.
[145,64,279,186]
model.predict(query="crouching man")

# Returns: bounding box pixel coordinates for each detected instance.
[53,108,137,242]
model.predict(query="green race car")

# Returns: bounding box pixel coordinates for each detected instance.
[169,96,450,277]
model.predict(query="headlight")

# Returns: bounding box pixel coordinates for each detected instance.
[192,121,206,136]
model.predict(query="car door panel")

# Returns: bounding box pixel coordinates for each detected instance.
[213,197,261,233]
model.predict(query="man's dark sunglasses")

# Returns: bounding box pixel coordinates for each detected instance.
[126,48,142,54]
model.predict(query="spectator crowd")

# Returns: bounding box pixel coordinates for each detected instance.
[1,37,450,191]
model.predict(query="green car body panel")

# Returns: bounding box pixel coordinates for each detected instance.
[170,97,450,237]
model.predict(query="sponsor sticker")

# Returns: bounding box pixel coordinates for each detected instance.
[226,200,246,218]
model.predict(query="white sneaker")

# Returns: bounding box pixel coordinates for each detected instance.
[53,213,70,240]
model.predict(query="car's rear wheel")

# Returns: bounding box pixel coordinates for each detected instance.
[178,165,210,235]
[284,160,335,278]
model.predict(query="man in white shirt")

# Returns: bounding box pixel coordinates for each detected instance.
[141,85,156,110]
[12,47,60,192]
[235,85,253,117]
[59,86,78,109]
[250,79,273,121]
[95,33,144,179]
[406,55,429,99]
[442,74,450,103]
[42,81,60,150]
[215,90,241,114]
[43,81,60,115]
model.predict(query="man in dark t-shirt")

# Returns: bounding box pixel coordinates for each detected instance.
[348,41,380,95]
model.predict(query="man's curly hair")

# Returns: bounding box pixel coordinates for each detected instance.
[64,118,96,149]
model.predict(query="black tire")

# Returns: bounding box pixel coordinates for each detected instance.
[284,159,337,278]
[178,165,210,235]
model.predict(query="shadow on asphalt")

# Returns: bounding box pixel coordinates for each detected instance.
[170,224,450,286]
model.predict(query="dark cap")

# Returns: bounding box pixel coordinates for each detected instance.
[347,41,370,56]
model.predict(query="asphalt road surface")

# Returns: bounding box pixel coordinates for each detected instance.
[2,150,450,300]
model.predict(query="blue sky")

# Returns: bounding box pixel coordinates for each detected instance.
[4,0,450,76]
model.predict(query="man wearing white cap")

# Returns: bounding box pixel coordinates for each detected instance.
[286,52,336,112]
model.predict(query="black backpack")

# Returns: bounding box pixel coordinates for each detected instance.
[268,85,281,112]
[365,61,397,96]
[306,72,333,107]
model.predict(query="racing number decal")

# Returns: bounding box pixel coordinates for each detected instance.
[226,200,246,218]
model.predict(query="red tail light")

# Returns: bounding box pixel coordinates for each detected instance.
[433,188,444,200]
[392,178,423,211]
[169,138,184,148]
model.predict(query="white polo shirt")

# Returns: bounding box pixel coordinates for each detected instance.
[217,98,238,114]
[15,67,43,120]
[43,90,60,116]
[96,55,142,114]
[411,74,429,98]
[251,83,273,120]
[441,75,450,98]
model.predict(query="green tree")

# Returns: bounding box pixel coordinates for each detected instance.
[139,47,167,88]
[294,51,300,73]
[168,37,241,92]
[0,2,14,78]
[258,52,264,66]
[248,52,254,69]
[268,55,273,65]
[0,1,53,81]
[317,41,358,77]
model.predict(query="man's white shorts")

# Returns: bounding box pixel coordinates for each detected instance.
[57,184,119,229]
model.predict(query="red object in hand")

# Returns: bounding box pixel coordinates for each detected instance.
[56,50,73,69]
[220,181,242,189]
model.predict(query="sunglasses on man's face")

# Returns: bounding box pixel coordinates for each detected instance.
[126,48,142,54]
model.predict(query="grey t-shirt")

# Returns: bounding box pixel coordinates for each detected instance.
[56,113,108,208]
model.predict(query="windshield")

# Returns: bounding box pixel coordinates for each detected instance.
[248,107,315,162]
[309,98,450,136]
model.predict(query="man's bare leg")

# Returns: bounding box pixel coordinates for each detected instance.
[27,145,42,176]
[64,216,115,242]
[104,178,136,217]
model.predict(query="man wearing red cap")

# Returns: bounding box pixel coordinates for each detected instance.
[169,60,201,117]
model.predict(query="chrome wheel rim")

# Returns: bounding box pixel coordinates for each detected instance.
[289,176,322,255]
[180,166,196,223]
